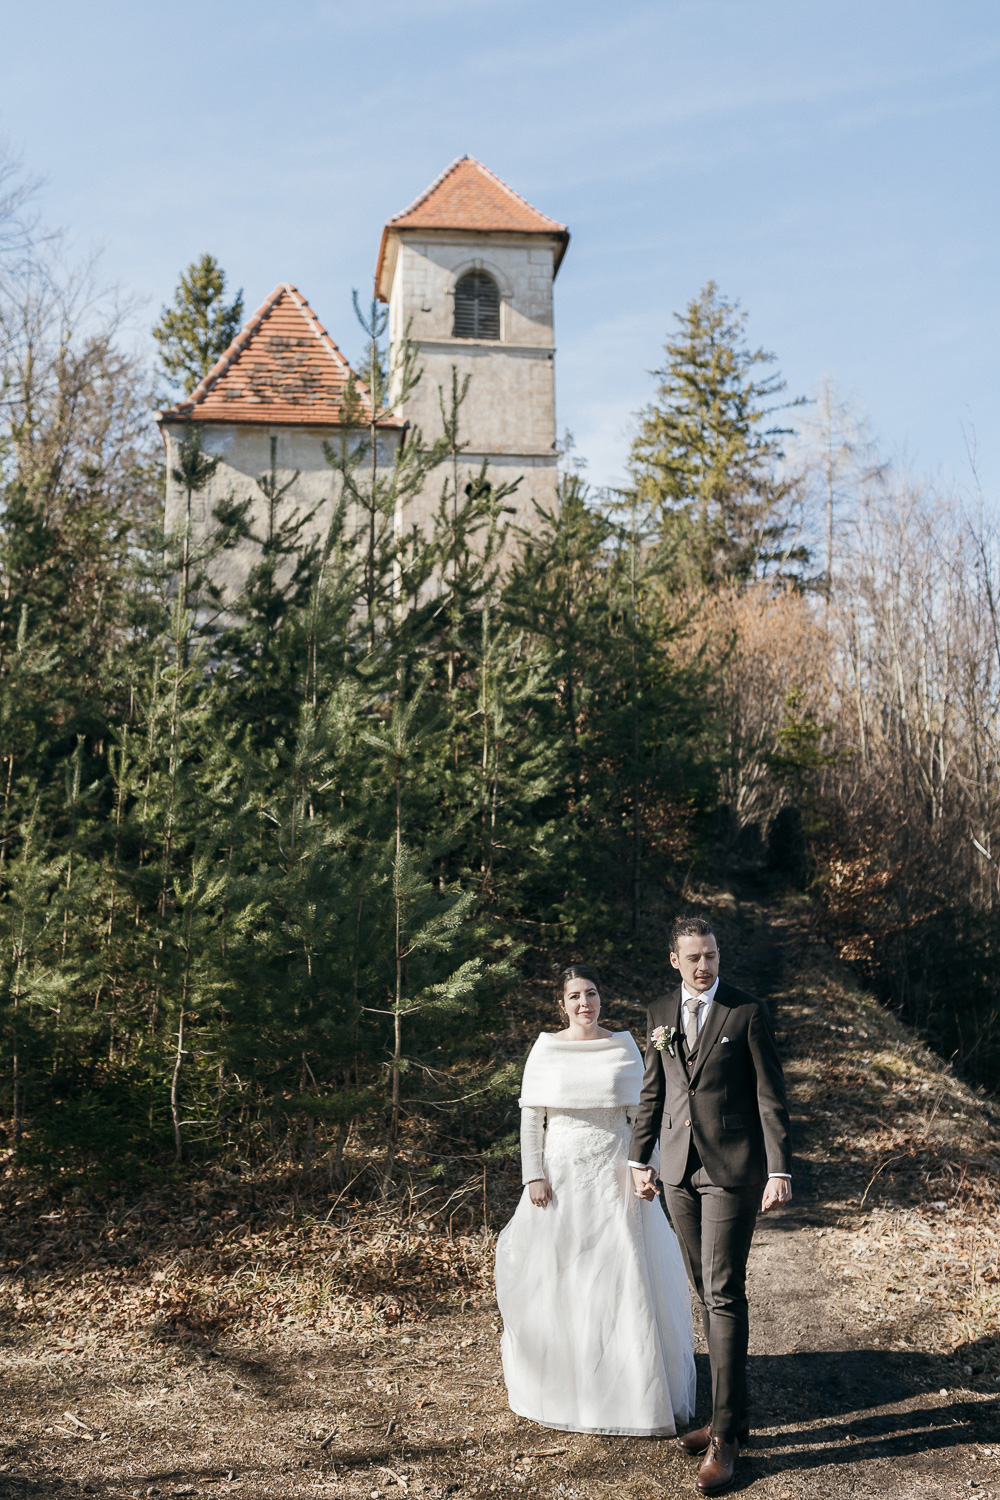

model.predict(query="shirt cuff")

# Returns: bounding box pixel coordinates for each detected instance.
[629,1162,790,1179]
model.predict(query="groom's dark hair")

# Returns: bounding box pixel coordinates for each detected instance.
[670,916,716,950]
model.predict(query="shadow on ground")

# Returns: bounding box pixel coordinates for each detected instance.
[733,1347,1000,1489]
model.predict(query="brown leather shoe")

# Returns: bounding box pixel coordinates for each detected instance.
[695,1435,739,1494]
[677,1421,712,1455]
[678,1422,749,1457]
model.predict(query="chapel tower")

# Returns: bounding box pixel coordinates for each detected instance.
[375,156,569,533]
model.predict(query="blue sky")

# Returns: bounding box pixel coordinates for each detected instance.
[3,0,998,496]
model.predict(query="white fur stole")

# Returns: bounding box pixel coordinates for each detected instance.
[517,1030,644,1109]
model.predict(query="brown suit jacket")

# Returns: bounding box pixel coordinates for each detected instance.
[628,979,792,1188]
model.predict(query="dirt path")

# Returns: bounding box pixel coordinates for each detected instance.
[727,888,999,1499]
[742,1211,998,1498]
[3,889,998,1500]
[4,1213,994,1500]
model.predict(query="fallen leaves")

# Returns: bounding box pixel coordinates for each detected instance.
[787,957,1000,1364]
[0,1191,499,1347]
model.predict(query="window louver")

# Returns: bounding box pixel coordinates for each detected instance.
[453,271,500,340]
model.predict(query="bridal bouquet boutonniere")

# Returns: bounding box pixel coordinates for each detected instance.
[651,1024,677,1057]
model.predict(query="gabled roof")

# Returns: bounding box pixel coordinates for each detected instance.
[156,283,402,428]
[390,155,566,236]
[375,156,569,299]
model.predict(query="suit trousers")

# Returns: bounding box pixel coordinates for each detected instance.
[662,1146,759,1441]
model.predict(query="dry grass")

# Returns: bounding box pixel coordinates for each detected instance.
[0,1182,503,1349]
[2,889,1000,1498]
[780,946,1000,1370]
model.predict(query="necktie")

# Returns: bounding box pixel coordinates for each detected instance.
[685,996,704,1054]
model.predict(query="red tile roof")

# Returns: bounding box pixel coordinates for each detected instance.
[156,284,402,428]
[391,155,566,235]
[375,156,569,298]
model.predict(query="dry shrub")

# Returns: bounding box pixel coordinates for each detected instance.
[811,482,1000,1085]
[785,949,1000,1364]
[668,581,834,832]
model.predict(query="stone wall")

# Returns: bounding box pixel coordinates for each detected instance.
[385,231,560,531]
[160,420,402,603]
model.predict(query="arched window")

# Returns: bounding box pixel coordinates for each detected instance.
[453,270,500,340]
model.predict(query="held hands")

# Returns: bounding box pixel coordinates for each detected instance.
[761,1176,793,1212]
[628,1166,791,1209]
[528,1178,552,1208]
[630,1166,658,1201]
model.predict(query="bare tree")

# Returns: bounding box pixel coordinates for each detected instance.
[798,381,885,607]
[0,143,42,268]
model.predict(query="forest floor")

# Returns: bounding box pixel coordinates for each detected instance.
[2,881,999,1500]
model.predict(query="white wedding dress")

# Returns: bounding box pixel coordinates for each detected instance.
[494,1031,695,1436]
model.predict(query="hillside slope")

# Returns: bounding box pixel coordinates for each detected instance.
[1,884,998,1499]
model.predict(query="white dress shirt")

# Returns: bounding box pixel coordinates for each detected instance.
[629,977,791,1179]
[682,977,719,1035]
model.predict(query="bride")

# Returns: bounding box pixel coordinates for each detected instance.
[495,964,695,1436]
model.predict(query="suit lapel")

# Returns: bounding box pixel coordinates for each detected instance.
[687,983,730,1086]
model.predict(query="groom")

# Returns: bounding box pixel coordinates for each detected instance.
[629,917,792,1496]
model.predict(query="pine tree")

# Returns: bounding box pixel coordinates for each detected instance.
[211,568,380,1175]
[360,680,495,1190]
[168,424,221,621]
[506,473,616,800]
[504,473,711,939]
[214,436,322,744]
[153,255,244,396]
[0,802,70,1145]
[604,484,667,935]
[629,282,808,586]
[601,489,714,937]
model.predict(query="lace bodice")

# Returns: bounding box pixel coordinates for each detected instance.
[520,1104,635,1185]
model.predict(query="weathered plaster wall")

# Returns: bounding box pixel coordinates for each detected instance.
[161,421,401,601]
[388,235,555,354]
[386,231,559,532]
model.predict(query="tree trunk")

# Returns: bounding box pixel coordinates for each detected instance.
[171,1009,185,1163]
[385,772,404,1195]
[11,1026,21,1144]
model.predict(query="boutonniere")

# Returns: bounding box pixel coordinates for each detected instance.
[651,1024,677,1057]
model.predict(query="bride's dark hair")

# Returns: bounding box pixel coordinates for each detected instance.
[558,963,602,1014]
